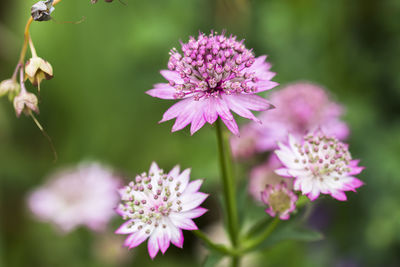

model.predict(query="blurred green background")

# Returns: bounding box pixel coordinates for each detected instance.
[0,0,399,266]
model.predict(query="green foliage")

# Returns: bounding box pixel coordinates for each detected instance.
[0,0,399,266]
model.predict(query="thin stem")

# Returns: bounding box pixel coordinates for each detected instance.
[18,17,33,64]
[243,216,271,240]
[241,218,280,253]
[28,36,37,58]
[18,0,64,64]
[193,230,232,255]
[30,112,58,162]
[215,119,240,266]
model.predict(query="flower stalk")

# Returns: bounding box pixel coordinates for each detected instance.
[215,119,240,266]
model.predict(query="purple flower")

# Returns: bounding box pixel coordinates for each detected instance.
[115,162,208,259]
[28,162,121,233]
[147,31,277,136]
[249,155,293,203]
[275,131,364,201]
[261,182,297,220]
[231,82,349,157]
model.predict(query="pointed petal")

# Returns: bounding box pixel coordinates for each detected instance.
[148,232,160,259]
[168,165,181,178]
[184,180,203,194]
[180,192,208,211]
[223,95,260,122]
[128,230,148,249]
[221,116,239,136]
[169,213,198,230]
[190,108,207,135]
[180,207,208,219]
[115,220,136,234]
[146,84,177,99]
[149,162,160,176]
[330,190,347,201]
[233,94,273,111]
[160,70,183,83]
[160,98,192,122]
[204,98,218,124]
[157,230,170,254]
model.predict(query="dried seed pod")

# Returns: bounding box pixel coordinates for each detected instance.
[31,0,55,21]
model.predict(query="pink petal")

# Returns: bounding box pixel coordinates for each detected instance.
[307,188,320,201]
[221,116,239,136]
[177,168,191,191]
[256,81,279,92]
[165,219,184,248]
[157,230,170,254]
[204,98,218,124]
[274,168,292,177]
[180,192,208,211]
[232,94,274,111]
[146,84,177,99]
[223,95,260,122]
[172,102,197,132]
[190,108,207,135]
[149,162,160,176]
[128,230,148,249]
[330,191,347,201]
[180,207,208,219]
[115,220,136,234]
[184,180,203,194]
[148,232,160,259]
[168,165,180,178]
[160,70,183,83]
[169,213,198,230]
[160,98,192,123]
[215,97,234,121]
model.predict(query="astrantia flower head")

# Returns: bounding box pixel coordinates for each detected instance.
[147,31,278,136]
[261,182,297,220]
[275,131,364,201]
[28,162,121,233]
[231,82,349,157]
[249,155,293,203]
[115,162,208,259]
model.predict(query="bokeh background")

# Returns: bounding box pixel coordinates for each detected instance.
[1,0,400,266]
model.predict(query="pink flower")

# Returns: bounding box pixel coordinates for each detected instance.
[231,82,349,157]
[28,162,121,233]
[115,162,208,259]
[275,132,364,201]
[146,31,277,136]
[249,155,293,203]
[261,182,297,220]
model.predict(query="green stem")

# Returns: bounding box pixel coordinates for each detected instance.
[241,218,280,253]
[193,230,232,255]
[215,119,240,266]
[243,216,271,240]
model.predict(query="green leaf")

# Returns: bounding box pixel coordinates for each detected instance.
[202,251,225,267]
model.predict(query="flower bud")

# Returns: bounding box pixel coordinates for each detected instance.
[261,182,297,220]
[25,57,53,90]
[0,79,20,100]
[13,91,39,117]
[31,0,55,21]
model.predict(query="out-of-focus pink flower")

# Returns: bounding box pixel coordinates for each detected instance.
[28,162,121,233]
[231,82,349,157]
[261,182,297,220]
[275,131,364,201]
[147,31,277,136]
[115,162,208,259]
[249,155,293,203]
